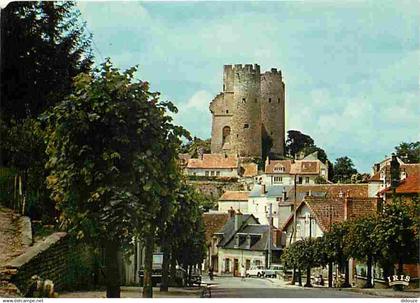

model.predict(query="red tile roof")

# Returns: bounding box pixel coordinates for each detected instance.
[187,154,238,169]
[265,160,292,174]
[280,196,378,233]
[265,159,321,175]
[290,161,320,175]
[203,212,230,244]
[381,173,420,194]
[219,191,250,201]
[241,162,258,177]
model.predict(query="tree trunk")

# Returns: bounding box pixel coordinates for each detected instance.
[142,226,155,298]
[304,266,312,287]
[298,268,302,286]
[328,261,333,288]
[188,265,192,286]
[291,266,296,285]
[160,239,170,292]
[365,255,373,288]
[397,257,404,275]
[104,240,121,298]
[342,260,351,288]
[170,249,177,286]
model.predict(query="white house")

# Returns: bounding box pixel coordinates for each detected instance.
[218,191,250,213]
[261,153,329,186]
[186,153,239,177]
[247,184,293,228]
[213,213,281,276]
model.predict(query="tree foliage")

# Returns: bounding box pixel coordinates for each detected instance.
[180,137,210,158]
[332,156,358,183]
[394,141,420,163]
[1,1,92,122]
[43,60,188,297]
[285,130,328,163]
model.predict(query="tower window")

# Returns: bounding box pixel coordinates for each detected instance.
[268,98,272,103]
[244,124,249,129]
[255,98,257,103]
[278,98,280,103]
[226,110,229,114]
[242,98,246,103]
[223,84,226,91]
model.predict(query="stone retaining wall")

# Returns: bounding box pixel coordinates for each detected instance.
[0,232,96,296]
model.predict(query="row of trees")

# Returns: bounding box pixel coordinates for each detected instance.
[281,198,419,289]
[1,3,206,298]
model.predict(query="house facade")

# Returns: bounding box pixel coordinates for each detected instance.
[218,191,250,213]
[212,213,281,275]
[186,153,239,177]
[261,153,329,186]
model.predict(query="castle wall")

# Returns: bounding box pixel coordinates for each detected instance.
[260,69,285,157]
[210,64,285,159]
[230,64,262,157]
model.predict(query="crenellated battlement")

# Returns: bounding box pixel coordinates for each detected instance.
[261,68,282,80]
[224,64,260,74]
[212,63,285,158]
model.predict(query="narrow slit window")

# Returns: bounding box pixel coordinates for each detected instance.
[244,123,249,129]
[268,98,272,103]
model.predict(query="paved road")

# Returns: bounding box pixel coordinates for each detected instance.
[207,276,376,298]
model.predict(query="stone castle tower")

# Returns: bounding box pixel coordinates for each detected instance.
[209,64,285,159]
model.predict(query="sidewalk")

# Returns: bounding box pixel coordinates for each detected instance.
[60,286,202,298]
[266,277,420,298]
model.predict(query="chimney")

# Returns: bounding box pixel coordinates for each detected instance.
[234,213,242,231]
[261,184,267,195]
[265,156,270,168]
[344,191,350,220]
[390,153,400,189]
[282,189,287,201]
[198,147,204,160]
[228,207,236,218]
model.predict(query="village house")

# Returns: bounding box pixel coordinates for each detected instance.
[280,194,380,286]
[261,152,329,186]
[246,183,370,229]
[202,211,230,272]
[212,213,281,276]
[185,153,239,178]
[218,191,250,213]
[368,155,419,197]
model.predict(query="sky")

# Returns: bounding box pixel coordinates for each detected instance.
[77,0,419,173]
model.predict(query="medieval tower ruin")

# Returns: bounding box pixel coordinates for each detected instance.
[209,64,285,159]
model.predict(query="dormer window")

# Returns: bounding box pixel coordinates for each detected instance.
[274,166,285,173]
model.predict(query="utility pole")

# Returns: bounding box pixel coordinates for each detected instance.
[267,203,272,269]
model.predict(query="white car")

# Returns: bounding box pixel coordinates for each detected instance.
[263,264,282,278]
[246,265,265,277]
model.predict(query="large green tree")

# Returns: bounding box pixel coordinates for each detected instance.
[0,1,92,221]
[44,61,186,298]
[344,216,381,288]
[1,1,92,122]
[394,142,420,163]
[285,130,314,159]
[374,198,419,280]
[332,156,358,183]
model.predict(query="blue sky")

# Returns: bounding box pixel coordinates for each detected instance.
[77,0,419,173]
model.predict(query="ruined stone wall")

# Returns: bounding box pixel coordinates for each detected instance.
[1,233,95,296]
[210,92,233,154]
[260,69,285,157]
[230,64,262,157]
[188,180,247,203]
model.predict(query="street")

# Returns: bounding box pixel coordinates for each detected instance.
[207,276,377,298]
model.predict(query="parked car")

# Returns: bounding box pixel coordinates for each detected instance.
[262,264,282,278]
[246,265,265,277]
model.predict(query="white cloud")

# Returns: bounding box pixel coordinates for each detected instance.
[184,90,213,112]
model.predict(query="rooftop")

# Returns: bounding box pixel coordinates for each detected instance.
[219,191,250,201]
[187,153,238,169]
